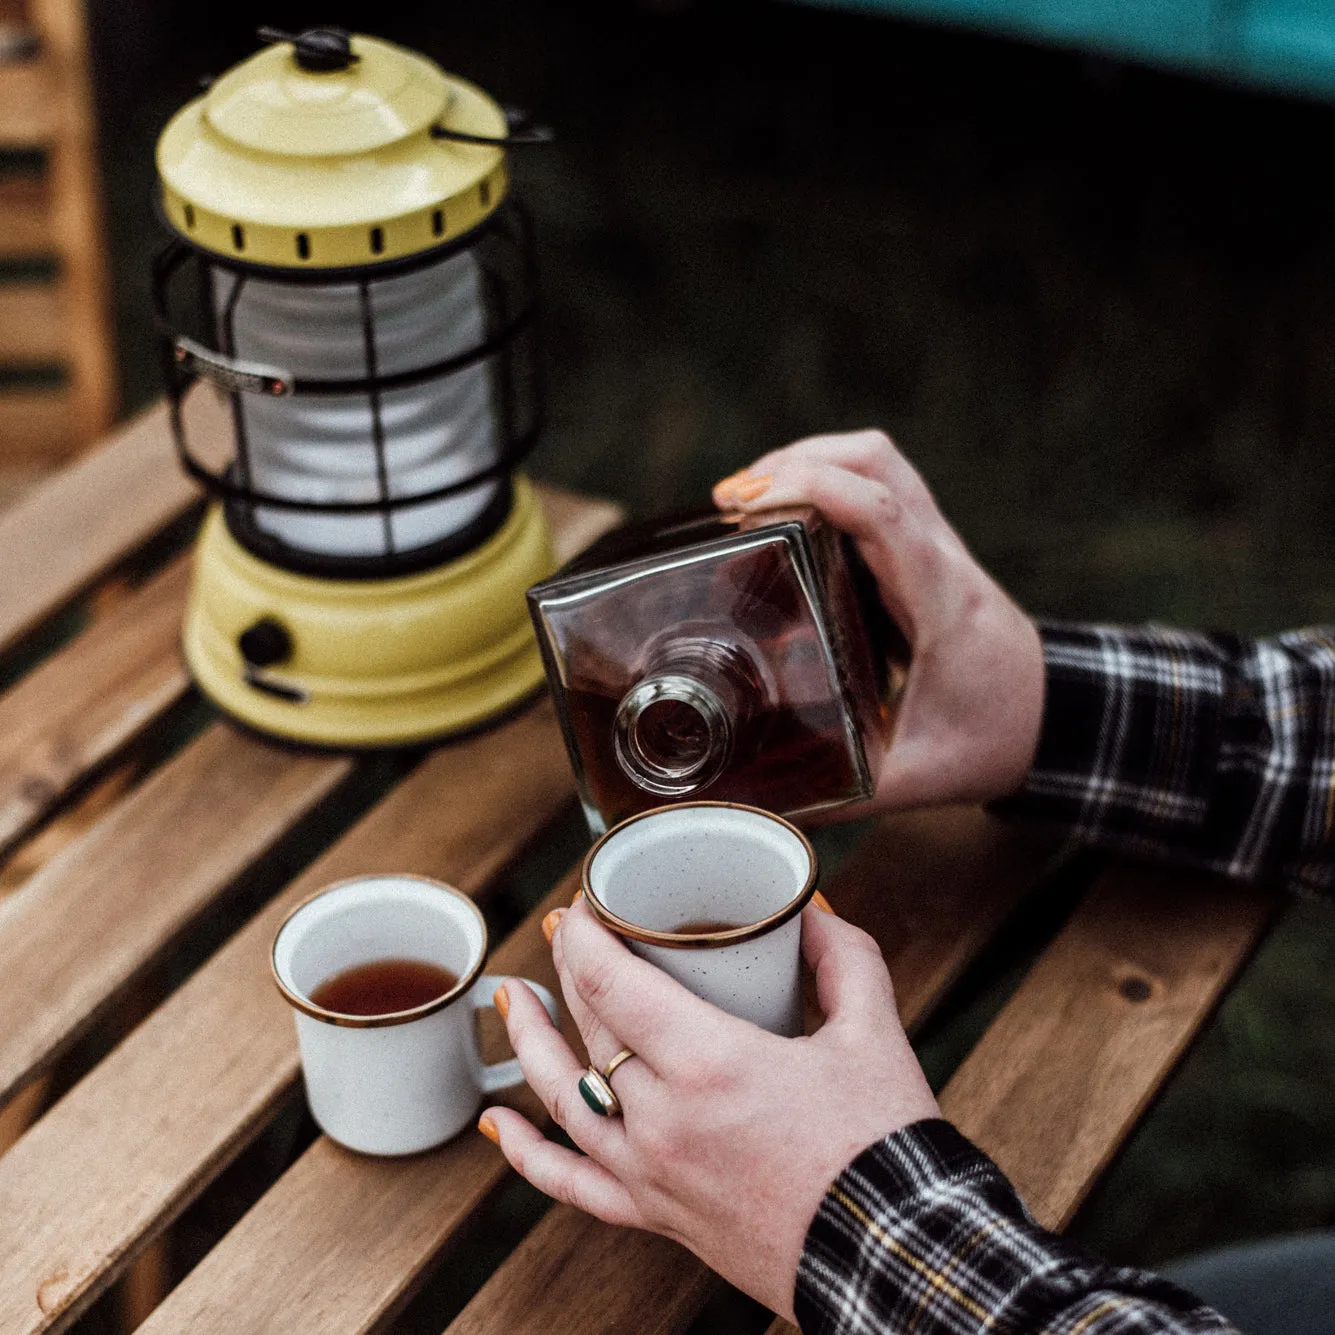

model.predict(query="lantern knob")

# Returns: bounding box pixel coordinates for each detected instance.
[239,618,293,668]
[256,25,360,73]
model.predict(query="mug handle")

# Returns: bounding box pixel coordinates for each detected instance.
[472,974,559,1094]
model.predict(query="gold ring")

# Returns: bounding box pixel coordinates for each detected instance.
[602,1047,635,1083]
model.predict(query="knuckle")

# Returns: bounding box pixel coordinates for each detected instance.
[548,1080,577,1131]
[571,952,620,1013]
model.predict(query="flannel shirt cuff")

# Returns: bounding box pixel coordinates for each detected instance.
[989,623,1226,857]
[985,622,1335,894]
[795,1120,1231,1335]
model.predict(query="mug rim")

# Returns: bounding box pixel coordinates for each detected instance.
[581,801,818,950]
[270,873,488,1028]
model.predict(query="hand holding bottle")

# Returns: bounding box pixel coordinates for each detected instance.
[714,429,1045,810]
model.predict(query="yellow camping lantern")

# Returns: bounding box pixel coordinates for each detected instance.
[153,25,556,747]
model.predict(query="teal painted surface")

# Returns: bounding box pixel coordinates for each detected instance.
[800,0,1335,99]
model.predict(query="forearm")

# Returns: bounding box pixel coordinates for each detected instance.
[796,1120,1234,1335]
[990,623,1335,897]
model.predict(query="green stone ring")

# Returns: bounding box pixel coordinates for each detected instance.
[577,1048,635,1118]
[578,1067,622,1117]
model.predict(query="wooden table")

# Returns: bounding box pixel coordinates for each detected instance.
[0,399,1280,1335]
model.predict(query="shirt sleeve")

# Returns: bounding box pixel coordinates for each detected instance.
[796,1120,1236,1335]
[988,623,1335,898]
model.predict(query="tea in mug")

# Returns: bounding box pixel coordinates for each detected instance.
[309,958,458,1016]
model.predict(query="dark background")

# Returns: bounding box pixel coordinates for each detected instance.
[77,0,1335,1319]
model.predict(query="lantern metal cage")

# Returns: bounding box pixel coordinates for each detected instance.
[152,201,543,580]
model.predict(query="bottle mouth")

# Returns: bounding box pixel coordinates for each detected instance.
[614,674,733,797]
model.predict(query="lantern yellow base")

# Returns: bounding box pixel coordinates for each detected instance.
[183,475,556,748]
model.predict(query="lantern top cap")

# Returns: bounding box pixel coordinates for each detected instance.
[156,30,509,268]
[205,30,445,158]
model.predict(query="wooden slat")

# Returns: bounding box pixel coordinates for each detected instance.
[140,870,584,1335]
[0,700,576,1333]
[449,809,1056,1335]
[151,812,1052,1335]
[0,57,53,147]
[940,863,1277,1230]
[27,0,117,444]
[0,491,620,1333]
[0,389,72,461]
[0,722,351,1106]
[0,283,63,360]
[0,485,615,1107]
[0,172,50,257]
[449,1210,710,1335]
[0,395,211,654]
[761,863,1279,1335]
[0,554,189,855]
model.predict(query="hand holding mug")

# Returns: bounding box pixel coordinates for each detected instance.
[480,900,939,1323]
[714,429,1046,811]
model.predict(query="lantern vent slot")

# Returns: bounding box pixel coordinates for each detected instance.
[479,181,491,207]
[370,227,385,255]
[432,209,444,237]
[183,204,195,230]
[296,233,311,260]
[231,224,246,251]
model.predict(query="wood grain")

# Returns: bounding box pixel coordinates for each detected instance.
[0,396,211,653]
[0,56,52,147]
[449,809,1056,1335]
[0,721,351,1105]
[27,0,118,446]
[136,871,585,1335]
[0,700,577,1333]
[0,171,49,257]
[940,861,1277,1230]
[0,490,621,1333]
[760,860,1278,1335]
[0,554,189,855]
[0,283,63,361]
[0,283,62,360]
[450,1208,714,1335]
[0,390,73,462]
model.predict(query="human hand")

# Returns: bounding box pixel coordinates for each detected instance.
[480,898,939,1323]
[713,430,1044,809]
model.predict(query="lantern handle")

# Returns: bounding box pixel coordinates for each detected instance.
[430,105,554,148]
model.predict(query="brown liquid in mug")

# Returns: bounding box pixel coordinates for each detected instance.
[670,918,747,936]
[308,959,458,1016]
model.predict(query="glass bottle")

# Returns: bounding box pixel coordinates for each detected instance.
[527,506,899,834]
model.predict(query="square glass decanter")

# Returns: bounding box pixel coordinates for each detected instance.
[527,507,897,834]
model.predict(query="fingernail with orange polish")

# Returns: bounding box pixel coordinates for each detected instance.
[712,470,747,501]
[542,909,564,944]
[734,475,773,503]
[570,887,583,907]
[812,890,836,915]
[478,1114,500,1146]
[493,983,510,1019]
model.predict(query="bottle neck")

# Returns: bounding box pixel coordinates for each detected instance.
[613,639,759,797]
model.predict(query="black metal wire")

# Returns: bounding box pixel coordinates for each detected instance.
[357,279,396,556]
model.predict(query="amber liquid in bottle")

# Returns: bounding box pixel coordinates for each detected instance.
[541,519,893,830]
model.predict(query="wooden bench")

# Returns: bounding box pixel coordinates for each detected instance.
[0,401,1279,1334]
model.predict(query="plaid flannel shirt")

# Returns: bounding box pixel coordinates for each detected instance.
[797,621,1335,1334]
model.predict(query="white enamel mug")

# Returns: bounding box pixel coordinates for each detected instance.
[271,874,556,1156]
[582,803,818,1037]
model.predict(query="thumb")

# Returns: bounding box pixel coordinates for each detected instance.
[800,905,900,1028]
